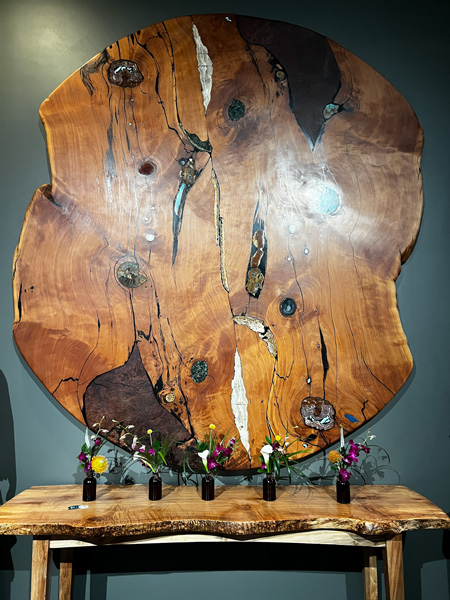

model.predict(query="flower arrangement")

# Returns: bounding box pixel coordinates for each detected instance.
[77,417,114,477]
[115,422,175,474]
[257,432,306,482]
[189,423,239,474]
[328,427,376,482]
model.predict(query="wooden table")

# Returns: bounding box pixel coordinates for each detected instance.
[0,485,448,600]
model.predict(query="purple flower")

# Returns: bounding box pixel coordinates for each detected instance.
[148,449,156,455]
[346,449,359,464]
[213,445,224,458]
[260,462,267,470]
[78,452,87,462]
[207,458,219,470]
[222,447,232,457]
[94,438,102,446]
[339,468,351,482]
[229,437,236,446]
[84,461,92,473]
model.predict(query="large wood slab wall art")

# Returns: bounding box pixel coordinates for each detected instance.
[12,15,423,469]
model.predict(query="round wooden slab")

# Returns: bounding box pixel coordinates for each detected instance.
[12,15,423,469]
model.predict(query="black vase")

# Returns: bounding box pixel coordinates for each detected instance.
[336,479,350,504]
[149,473,162,501]
[201,474,215,501]
[263,473,277,501]
[82,471,97,502]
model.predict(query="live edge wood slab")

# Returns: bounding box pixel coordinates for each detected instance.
[0,485,448,540]
[12,15,424,469]
[0,485,448,600]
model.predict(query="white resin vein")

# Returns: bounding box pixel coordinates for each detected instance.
[230,348,250,458]
[192,23,213,113]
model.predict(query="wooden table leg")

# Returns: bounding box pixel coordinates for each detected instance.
[31,537,51,600]
[59,548,74,600]
[363,547,378,600]
[383,534,405,600]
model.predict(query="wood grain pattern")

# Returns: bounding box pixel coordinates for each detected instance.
[59,548,73,600]
[383,534,405,600]
[12,15,423,468]
[0,486,447,540]
[364,548,379,600]
[31,538,51,600]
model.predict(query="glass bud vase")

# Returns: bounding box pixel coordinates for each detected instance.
[336,479,350,504]
[201,474,215,501]
[263,472,276,501]
[82,470,97,502]
[149,472,162,501]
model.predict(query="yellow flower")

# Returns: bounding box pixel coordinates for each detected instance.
[147,429,153,435]
[209,424,216,430]
[275,435,281,442]
[91,455,108,474]
[328,450,341,464]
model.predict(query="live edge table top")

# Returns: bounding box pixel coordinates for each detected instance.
[0,485,448,541]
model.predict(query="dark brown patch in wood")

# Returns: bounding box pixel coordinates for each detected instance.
[84,343,192,465]
[108,60,144,87]
[236,15,341,146]
[138,161,156,176]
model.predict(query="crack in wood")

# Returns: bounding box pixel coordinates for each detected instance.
[233,316,277,358]
[80,49,110,95]
[212,168,229,292]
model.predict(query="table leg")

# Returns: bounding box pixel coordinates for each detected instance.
[383,534,405,600]
[363,547,378,600]
[31,537,51,600]
[59,548,74,600]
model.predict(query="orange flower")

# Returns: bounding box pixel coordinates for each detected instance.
[328,450,341,464]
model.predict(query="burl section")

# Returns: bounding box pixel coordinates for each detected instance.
[12,15,423,469]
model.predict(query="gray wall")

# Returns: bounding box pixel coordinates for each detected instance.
[1,0,449,598]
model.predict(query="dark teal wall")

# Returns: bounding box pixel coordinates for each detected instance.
[1,1,449,598]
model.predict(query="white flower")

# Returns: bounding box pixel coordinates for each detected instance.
[198,449,210,470]
[261,444,273,467]
[131,436,138,450]
[340,426,345,450]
